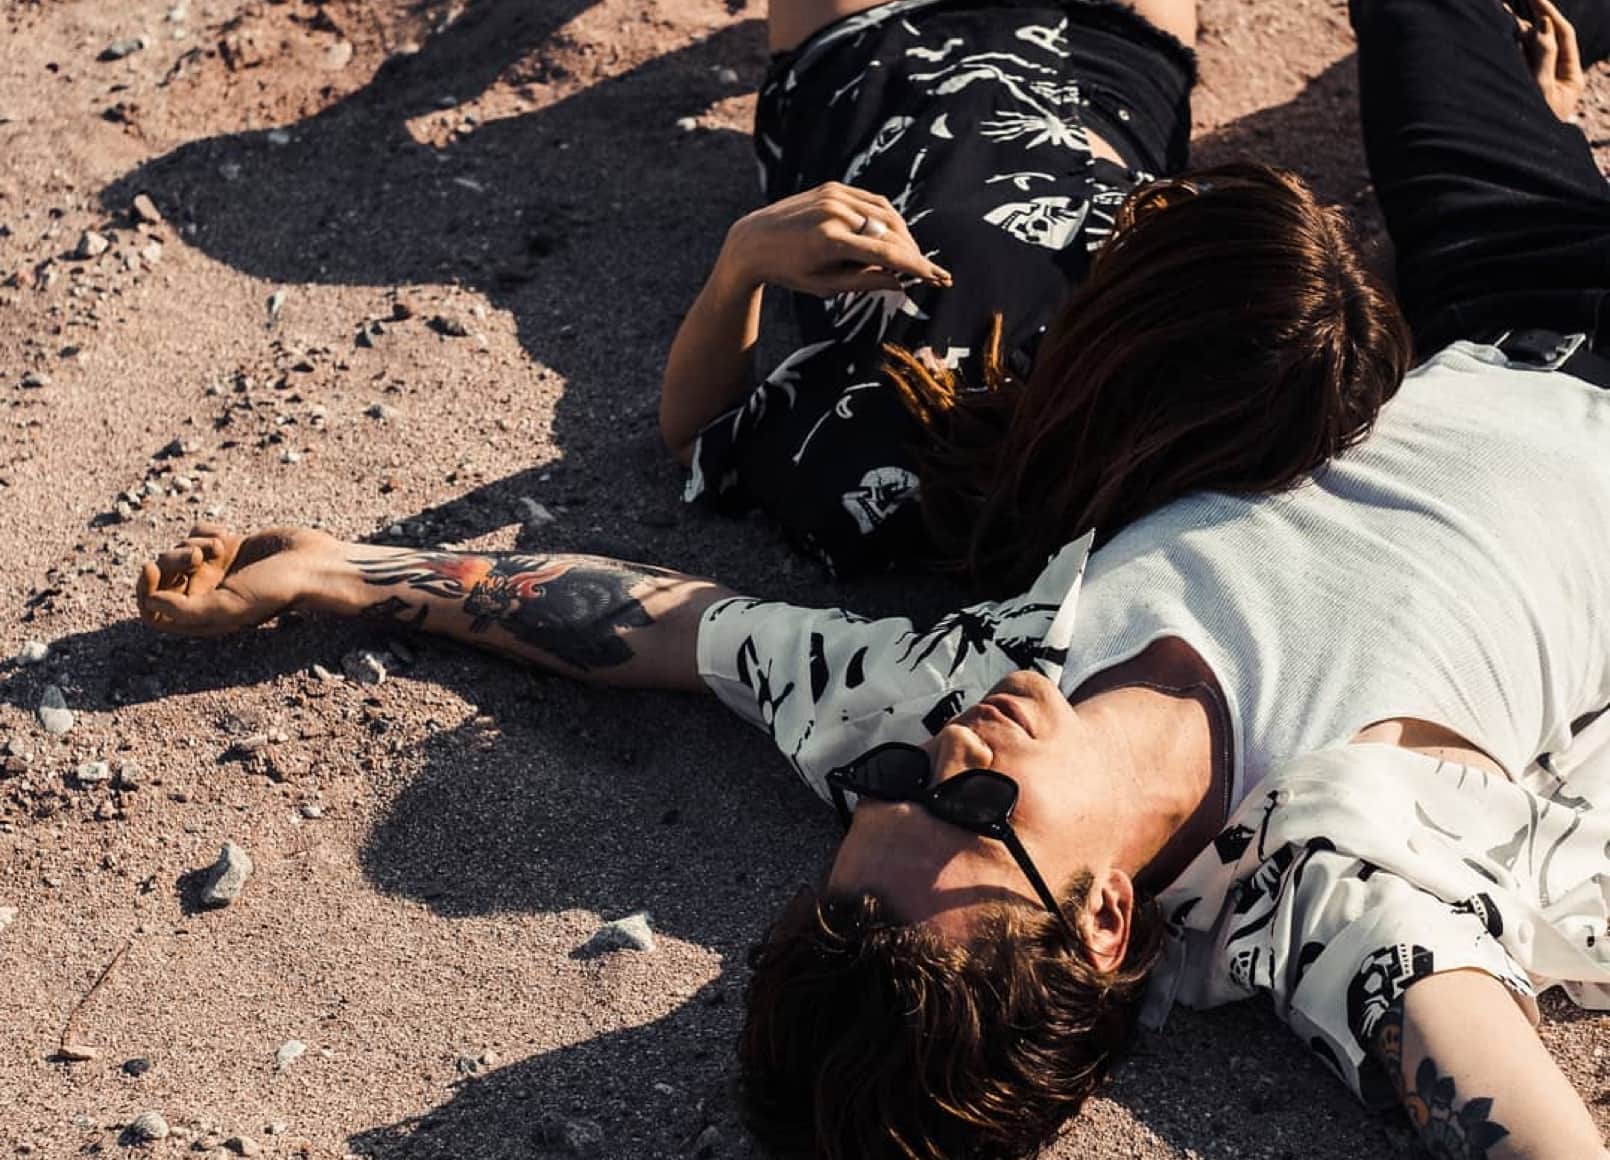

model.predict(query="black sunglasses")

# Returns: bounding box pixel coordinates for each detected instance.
[825,742,1078,938]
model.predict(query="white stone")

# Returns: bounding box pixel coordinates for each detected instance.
[75,761,112,784]
[37,685,74,735]
[15,640,49,666]
[274,1040,306,1070]
[585,911,655,954]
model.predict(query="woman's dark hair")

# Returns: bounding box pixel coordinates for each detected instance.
[885,162,1413,595]
[738,876,1165,1160]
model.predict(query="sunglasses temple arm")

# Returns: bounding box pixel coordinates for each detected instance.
[1001,827,1078,936]
[829,783,853,831]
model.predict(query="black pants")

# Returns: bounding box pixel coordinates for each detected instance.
[1353,0,1610,353]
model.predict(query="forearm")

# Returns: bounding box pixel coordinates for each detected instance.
[301,539,733,692]
[660,244,764,463]
[1373,970,1606,1160]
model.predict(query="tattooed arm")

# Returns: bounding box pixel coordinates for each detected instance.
[1369,970,1606,1159]
[135,524,732,690]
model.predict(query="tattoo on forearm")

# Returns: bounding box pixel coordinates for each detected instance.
[362,595,429,628]
[352,551,665,670]
[1374,1006,1511,1159]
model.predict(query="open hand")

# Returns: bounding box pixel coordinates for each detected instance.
[1516,0,1584,120]
[136,523,332,636]
[720,181,952,297]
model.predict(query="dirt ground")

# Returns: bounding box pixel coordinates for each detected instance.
[0,1,1605,1157]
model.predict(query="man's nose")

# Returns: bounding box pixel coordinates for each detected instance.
[933,719,994,775]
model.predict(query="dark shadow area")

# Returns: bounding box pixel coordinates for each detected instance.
[101,0,767,552]
[1193,55,1372,206]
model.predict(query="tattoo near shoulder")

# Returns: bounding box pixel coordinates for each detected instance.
[352,551,661,670]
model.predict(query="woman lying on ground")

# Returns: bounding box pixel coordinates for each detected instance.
[663,0,1409,588]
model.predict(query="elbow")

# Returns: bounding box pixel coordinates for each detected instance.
[658,405,695,466]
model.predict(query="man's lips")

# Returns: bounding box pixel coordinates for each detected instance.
[963,693,1034,739]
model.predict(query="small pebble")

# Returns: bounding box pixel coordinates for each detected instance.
[131,193,163,224]
[365,402,396,422]
[126,1110,169,1143]
[20,371,50,388]
[584,911,655,954]
[75,760,111,784]
[267,289,287,319]
[15,640,49,666]
[518,497,556,527]
[341,650,387,686]
[427,314,470,338]
[37,685,75,735]
[224,1135,261,1157]
[75,230,110,259]
[0,906,15,932]
[99,36,147,61]
[265,1122,286,1136]
[280,448,301,465]
[114,761,143,790]
[541,1117,604,1156]
[298,802,323,820]
[675,116,699,132]
[715,67,740,85]
[122,1056,152,1077]
[199,841,253,908]
[139,240,163,265]
[275,1039,306,1071]
[265,128,292,146]
[691,1125,723,1157]
[310,662,340,683]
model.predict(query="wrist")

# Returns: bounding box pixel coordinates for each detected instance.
[295,533,367,617]
[716,219,766,295]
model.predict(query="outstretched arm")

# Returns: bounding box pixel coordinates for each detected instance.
[1371,969,1606,1160]
[135,525,732,691]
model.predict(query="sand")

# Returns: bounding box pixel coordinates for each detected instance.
[0,0,1605,1156]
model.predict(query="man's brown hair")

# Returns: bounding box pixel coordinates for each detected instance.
[738,876,1165,1159]
[885,162,1413,596]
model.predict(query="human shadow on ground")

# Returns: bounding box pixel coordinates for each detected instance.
[100,0,766,554]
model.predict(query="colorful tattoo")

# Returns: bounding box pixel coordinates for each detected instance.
[1374,1005,1511,1159]
[353,551,661,670]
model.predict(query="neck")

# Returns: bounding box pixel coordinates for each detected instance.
[1078,684,1216,885]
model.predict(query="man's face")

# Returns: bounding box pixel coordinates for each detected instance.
[826,669,1119,939]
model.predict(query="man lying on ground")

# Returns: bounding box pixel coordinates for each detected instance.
[134,0,1610,1155]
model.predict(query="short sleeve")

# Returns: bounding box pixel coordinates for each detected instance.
[695,536,1093,801]
[683,340,936,577]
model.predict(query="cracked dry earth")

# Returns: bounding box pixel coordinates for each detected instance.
[0,0,1606,1157]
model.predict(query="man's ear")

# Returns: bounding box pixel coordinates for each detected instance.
[1079,869,1134,972]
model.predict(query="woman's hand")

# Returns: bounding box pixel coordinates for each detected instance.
[1517,0,1584,120]
[136,523,335,636]
[718,181,952,297]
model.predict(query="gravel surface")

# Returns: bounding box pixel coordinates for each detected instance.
[1,1,1605,1157]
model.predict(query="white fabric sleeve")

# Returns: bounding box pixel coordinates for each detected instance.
[694,536,1093,802]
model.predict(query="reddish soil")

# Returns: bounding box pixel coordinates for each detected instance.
[1,1,1605,1157]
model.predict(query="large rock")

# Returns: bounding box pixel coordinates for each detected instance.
[199,842,253,908]
[583,911,655,954]
[37,685,74,735]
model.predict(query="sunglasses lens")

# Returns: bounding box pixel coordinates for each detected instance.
[839,745,931,799]
[932,770,1017,829]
